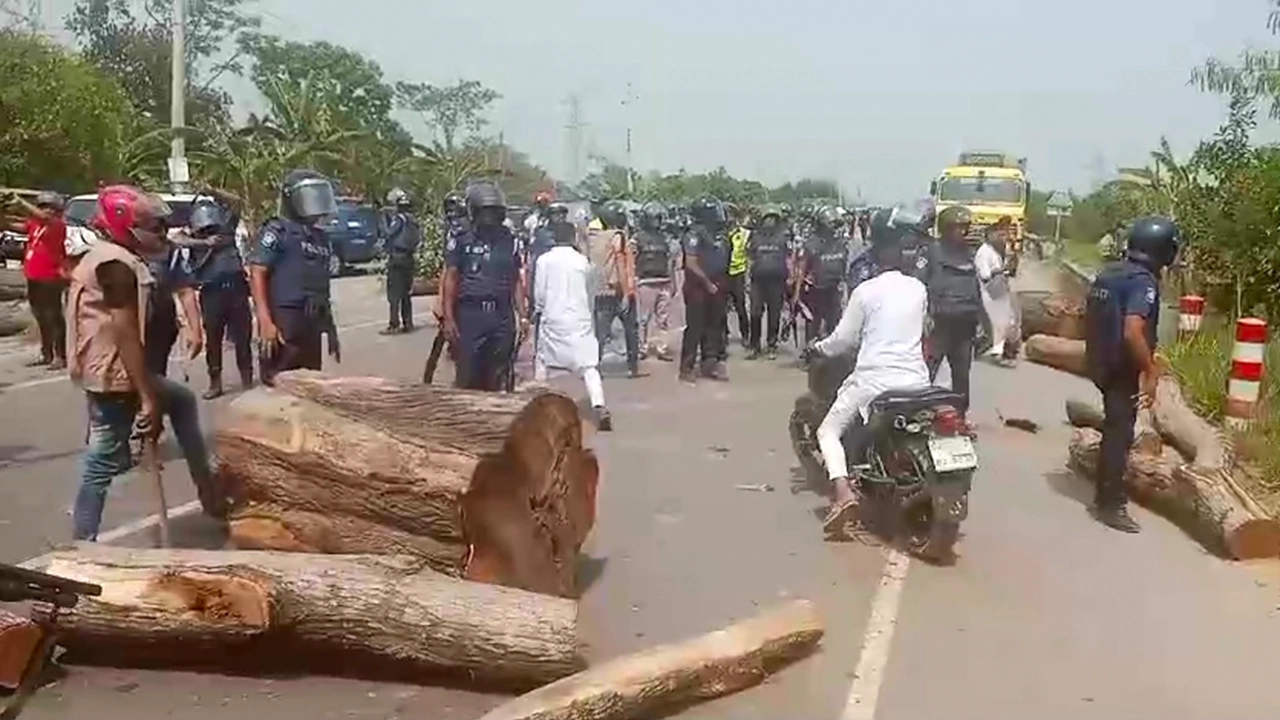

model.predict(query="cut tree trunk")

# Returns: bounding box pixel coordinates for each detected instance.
[0,300,32,337]
[1064,398,1161,455]
[217,371,599,598]
[25,546,584,689]
[1017,291,1086,340]
[477,600,824,720]
[1024,335,1088,378]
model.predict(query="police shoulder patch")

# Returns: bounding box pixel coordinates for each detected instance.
[446,235,457,252]
[259,230,278,250]
[915,255,928,270]
[1144,286,1157,304]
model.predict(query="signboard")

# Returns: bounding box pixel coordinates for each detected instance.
[957,151,1027,171]
[1046,191,1073,217]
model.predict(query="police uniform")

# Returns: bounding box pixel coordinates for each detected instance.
[249,217,334,383]
[447,223,522,391]
[802,235,848,342]
[383,210,422,331]
[679,225,730,375]
[723,225,751,352]
[631,227,676,359]
[144,246,196,377]
[1085,259,1160,511]
[746,223,791,353]
[192,206,253,387]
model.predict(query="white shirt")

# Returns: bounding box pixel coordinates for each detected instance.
[534,245,599,371]
[974,242,1003,282]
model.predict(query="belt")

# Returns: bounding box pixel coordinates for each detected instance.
[200,274,247,292]
[458,297,508,312]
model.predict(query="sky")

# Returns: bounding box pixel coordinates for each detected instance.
[35,0,1280,203]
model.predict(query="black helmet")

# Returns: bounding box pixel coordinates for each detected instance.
[465,182,506,223]
[690,196,726,227]
[385,187,412,209]
[639,201,666,230]
[281,169,337,222]
[814,205,843,236]
[188,200,225,238]
[548,202,569,221]
[596,200,628,230]
[1126,216,1180,270]
[443,192,466,219]
[936,205,972,232]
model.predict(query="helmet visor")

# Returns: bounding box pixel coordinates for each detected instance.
[290,178,338,219]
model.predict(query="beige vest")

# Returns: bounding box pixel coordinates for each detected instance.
[586,228,625,297]
[67,242,154,393]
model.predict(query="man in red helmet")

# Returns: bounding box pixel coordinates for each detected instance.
[66,185,221,541]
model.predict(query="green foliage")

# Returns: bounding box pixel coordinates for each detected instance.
[0,30,138,190]
[395,80,500,154]
[577,160,838,208]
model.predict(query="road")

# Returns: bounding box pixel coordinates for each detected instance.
[2,262,1279,719]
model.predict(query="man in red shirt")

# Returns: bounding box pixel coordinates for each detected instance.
[4,191,68,368]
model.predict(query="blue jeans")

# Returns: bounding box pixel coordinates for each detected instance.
[73,377,213,540]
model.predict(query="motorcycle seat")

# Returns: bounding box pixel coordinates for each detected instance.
[870,386,964,413]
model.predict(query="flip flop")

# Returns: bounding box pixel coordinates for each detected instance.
[822,497,860,539]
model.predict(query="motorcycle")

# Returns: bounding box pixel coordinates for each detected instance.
[788,353,979,563]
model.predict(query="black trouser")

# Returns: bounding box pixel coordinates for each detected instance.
[803,284,842,343]
[454,299,514,392]
[145,293,180,378]
[927,314,978,414]
[385,258,415,330]
[200,276,253,382]
[749,273,786,351]
[260,304,327,385]
[680,278,727,374]
[722,272,749,351]
[26,279,66,362]
[594,292,640,373]
[1095,373,1139,509]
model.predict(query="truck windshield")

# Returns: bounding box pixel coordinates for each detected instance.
[937,177,1024,204]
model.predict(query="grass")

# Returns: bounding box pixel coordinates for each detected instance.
[1163,317,1280,515]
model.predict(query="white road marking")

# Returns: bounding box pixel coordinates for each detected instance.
[96,500,203,543]
[841,548,912,720]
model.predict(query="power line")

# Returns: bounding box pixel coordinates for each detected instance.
[564,94,585,185]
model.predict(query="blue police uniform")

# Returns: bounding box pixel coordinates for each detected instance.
[802,236,848,342]
[446,223,522,391]
[143,246,196,377]
[383,211,422,332]
[679,225,731,375]
[249,217,334,383]
[1085,259,1160,510]
[192,207,254,386]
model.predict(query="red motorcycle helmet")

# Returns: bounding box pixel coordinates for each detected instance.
[92,185,170,247]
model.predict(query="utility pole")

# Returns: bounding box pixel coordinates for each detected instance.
[564,94,584,186]
[168,0,189,193]
[621,82,637,196]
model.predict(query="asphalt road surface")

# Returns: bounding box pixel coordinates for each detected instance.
[2,262,1279,720]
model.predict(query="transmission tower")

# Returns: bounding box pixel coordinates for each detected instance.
[564,94,585,186]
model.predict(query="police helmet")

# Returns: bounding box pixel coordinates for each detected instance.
[443,192,466,219]
[35,191,65,212]
[188,200,226,238]
[465,182,506,223]
[690,196,726,227]
[385,187,412,209]
[548,202,570,221]
[814,205,843,235]
[639,201,666,230]
[281,169,338,222]
[936,205,972,233]
[1126,215,1180,270]
[596,200,629,230]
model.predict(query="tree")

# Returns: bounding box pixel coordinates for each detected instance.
[1190,0,1280,117]
[395,80,500,154]
[0,30,139,190]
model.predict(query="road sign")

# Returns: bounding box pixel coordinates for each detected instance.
[1046,191,1072,217]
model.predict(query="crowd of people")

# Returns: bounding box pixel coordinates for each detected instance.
[1,167,1177,541]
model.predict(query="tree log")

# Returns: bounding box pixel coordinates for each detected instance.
[1069,428,1280,559]
[1024,335,1088,378]
[1017,291,1085,340]
[217,372,599,598]
[477,600,824,720]
[0,300,32,337]
[1064,398,1161,455]
[25,546,584,689]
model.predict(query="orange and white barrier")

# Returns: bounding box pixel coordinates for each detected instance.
[1178,295,1205,336]
[1226,317,1267,430]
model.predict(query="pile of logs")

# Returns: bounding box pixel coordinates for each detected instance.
[215,371,599,598]
[1017,290,1086,341]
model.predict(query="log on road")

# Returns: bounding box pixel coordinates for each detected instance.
[1017,291,1086,340]
[478,600,824,720]
[1064,398,1161,455]
[217,371,599,598]
[26,546,585,688]
[1024,334,1088,378]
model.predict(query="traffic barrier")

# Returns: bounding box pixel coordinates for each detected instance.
[1178,295,1205,336]
[1226,317,1267,430]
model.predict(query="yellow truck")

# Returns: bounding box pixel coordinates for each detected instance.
[930,151,1030,276]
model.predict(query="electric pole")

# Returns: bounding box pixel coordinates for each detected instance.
[564,94,585,186]
[621,82,637,196]
[168,0,189,193]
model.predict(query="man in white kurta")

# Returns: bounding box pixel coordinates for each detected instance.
[975,230,1016,362]
[534,226,612,430]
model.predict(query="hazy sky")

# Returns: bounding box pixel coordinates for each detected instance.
[40,0,1280,202]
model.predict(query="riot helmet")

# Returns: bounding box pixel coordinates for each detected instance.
[597,200,628,230]
[1126,216,1180,272]
[280,169,337,223]
[548,202,570,222]
[814,205,843,239]
[936,205,972,242]
[385,187,412,210]
[758,203,783,230]
[639,201,666,231]
[465,182,507,227]
[689,196,726,228]
[443,192,466,220]
[188,200,226,239]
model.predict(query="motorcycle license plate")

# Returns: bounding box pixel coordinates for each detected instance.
[928,436,978,473]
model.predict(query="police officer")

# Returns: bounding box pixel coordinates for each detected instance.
[795,205,849,343]
[249,169,341,385]
[679,196,732,383]
[381,187,423,335]
[526,202,565,310]
[746,204,791,360]
[443,191,469,244]
[185,196,253,398]
[1085,216,1179,533]
[919,205,983,414]
[440,182,529,392]
[631,201,678,361]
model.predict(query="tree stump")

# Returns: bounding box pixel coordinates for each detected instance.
[1017,291,1086,340]
[25,546,585,689]
[216,372,599,598]
[1024,334,1088,378]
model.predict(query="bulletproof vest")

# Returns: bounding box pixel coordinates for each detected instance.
[689,226,730,279]
[192,239,244,285]
[456,224,520,301]
[1085,261,1160,381]
[264,218,332,309]
[634,229,672,279]
[750,226,789,277]
[385,212,422,259]
[925,241,982,318]
[810,238,848,288]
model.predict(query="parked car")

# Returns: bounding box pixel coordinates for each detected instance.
[321,200,383,276]
[1,188,44,262]
[64,192,200,254]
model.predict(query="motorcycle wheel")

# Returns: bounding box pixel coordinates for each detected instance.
[789,395,830,496]
[903,493,964,565]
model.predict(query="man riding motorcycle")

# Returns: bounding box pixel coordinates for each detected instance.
[807,207,932,537]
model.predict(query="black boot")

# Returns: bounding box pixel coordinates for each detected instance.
[239,367,255,391]
[202,373,224,400]
[1092,504,1141,533]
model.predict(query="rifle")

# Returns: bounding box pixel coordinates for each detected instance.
[0,564,102,718]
